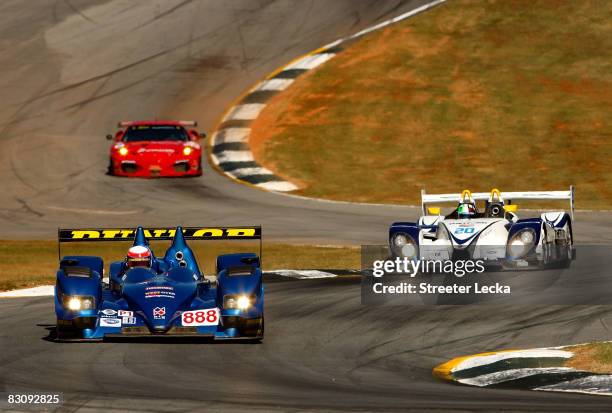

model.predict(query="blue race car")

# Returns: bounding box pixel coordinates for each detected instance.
[54,226,264,341]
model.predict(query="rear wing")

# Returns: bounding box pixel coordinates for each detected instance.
[57,226,262,260]
[421,186,574,220]
[117,120,198,128]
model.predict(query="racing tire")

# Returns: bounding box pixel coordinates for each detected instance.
[55,319,76,340]
[107,158,114,176]
[244,316,264,343]
[196,156,203,176]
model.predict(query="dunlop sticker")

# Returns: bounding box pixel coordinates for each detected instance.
[58,227,261,241]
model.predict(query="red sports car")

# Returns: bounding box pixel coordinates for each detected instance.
[107,120,205,178]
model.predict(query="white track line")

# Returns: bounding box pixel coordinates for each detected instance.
[267,270,337,279]
[256,181,299,191]
[0,285,54,297]
[349,0,447,39]
[285,53,335,70]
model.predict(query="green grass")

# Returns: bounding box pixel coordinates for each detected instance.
[249,0,612,208]
[0,240,359,291]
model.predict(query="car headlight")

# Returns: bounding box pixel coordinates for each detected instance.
[224,294,255,310]
[520,230,534,244]
[391,233,417,258]
[507,229,536,259]
[62,295,95,311]
[118,147,129,156]
[183,146,193,156]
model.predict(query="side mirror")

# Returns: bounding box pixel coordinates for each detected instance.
[106,134,113,140]
[188,130,202,141]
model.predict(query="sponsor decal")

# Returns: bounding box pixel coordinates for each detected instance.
[118,310,133,317]
[100,317,121,327]
[145,286,176,299]
[181,308,220,327]
[59,227,260,241]
[122,316,137,325]
[100,309,117,316]
[153,307,166,319]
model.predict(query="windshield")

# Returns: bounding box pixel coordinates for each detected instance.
[123,125,188,142]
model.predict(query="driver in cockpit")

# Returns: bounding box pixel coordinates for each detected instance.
[457,201,478,219]
[125,245,153,269]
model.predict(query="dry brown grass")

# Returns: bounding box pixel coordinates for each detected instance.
[248,0,612,208]
[566,342,612,374]
[0,240,359,291]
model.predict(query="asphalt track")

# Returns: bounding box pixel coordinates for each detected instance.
[1,1,612,411]
[0,0,441,244]
[2,278,612,412]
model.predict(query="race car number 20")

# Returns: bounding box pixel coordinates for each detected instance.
[181,308,220,326]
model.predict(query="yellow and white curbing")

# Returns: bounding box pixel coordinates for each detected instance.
[433,347,612,396]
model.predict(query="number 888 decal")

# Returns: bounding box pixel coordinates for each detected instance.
[181,308,220,326]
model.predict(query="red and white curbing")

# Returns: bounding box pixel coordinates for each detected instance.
[209,0,447,193]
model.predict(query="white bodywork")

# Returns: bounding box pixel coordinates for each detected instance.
[403,188,575,263]
[419,217,515,261]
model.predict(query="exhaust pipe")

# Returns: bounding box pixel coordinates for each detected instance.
[175,251,184,260]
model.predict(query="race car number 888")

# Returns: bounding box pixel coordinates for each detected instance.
[181,308,219,326]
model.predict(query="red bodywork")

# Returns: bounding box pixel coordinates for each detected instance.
[108,120,203,178]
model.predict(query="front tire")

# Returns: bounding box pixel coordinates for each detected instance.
[196,156,203,176]
[243,316,264,342]
[55,318,76,340]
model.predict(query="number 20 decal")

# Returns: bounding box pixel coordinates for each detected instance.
[182,308,220,326]
[454,227,475,234]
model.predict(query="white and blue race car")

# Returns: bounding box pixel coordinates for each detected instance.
[389,188,576,269]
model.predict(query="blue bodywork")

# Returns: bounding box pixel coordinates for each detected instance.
[55,226,264,341]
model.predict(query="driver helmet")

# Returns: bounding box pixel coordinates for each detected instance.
[126,245,152,269]
[457,202,477,218]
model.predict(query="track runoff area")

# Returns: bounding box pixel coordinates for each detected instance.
[358,188,612,395]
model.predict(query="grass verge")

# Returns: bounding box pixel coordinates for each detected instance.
[249,0,612,208]
[0,240,359,291]
[566,342,612,374]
